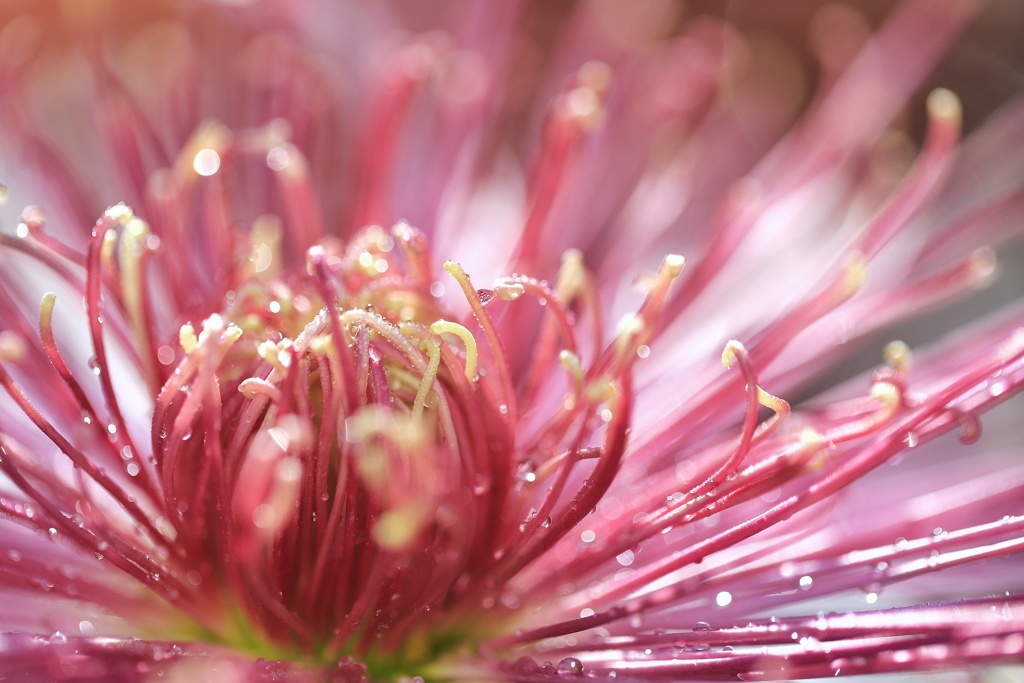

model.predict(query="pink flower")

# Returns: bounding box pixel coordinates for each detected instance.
[0,0,1022,680]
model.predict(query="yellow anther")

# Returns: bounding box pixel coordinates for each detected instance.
[614,313,645,358]
[558,349,584,389]
[721,339,743,368]
[585,376,618,404]
[799,428,829,470]
[723,340,789,418]
[179,323,198,354]
[927,87,961,123]
[250,214,282,277]
[412,338,441,423]
[883,340,912,375]
[842,252,868,295]
[103,202,134,223]
[120,216,158,387]
[556,249,587,301]
[258,339,292,372]
[756,387,789,417]
[494,281,525,301]
[869,381,901,411]
[373,501,428,550]
[101,228,118,264]
[238,377,282,402]
[662,253,686,278]
[429,319,478,381]
[345,406,421,450]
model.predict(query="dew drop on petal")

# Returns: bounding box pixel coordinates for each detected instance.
[557,658,584,675]
[49,631,67,645]
[693,621,711,631]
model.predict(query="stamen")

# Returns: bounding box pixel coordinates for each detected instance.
[429,319,478,381]
[443,261,517,423]
[412,338,441,423]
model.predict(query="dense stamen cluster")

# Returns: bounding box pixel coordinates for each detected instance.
[0,1,1023,681]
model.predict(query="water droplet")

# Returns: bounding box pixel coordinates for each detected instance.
[126,462,140,477]
[498,403,508,415]
[87,357,101,375]
[557,658,584,675]
[693,621,711,631]
[78,620,95,636]
[49,631,67,645]
[513,657,540,675]
[475,289,494,305]
[516,460,537,483]
[799,575,813,590]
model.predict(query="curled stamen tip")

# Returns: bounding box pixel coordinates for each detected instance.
[869,381,901,410]
[721,339,746,368]
[430,319,478,381]
[883,340,912,374]
[927,87,961,122]
[0,331,26,362]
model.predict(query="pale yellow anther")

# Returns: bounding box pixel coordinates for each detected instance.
[558,349,584,388]
[40,292,57,323]
[842,252,868,295]
[869,381,901,412]
[250,215,282,277]
[757,387,789,417]
[799,428,829,470]
[494,282,525,301]
[103,202,135,223]
[585,376,618,404]
[345,406,421,450]
[101,229,118,263]
[429,319,478,381]
[721,339,744,368]
[258,339,293,372]
[119,216,157,387]
[800,427,826,449]
[883,340,912,375]
[179,323,198,354]
[557,249,586,300]
[443,260,466,282]
[723,340,789,418]
[662,253,686,278]
[373,501,428,550]
[614,313,645,357]
[927,87,961,123]
[0,331,26,362]
[412,338,441,422]
[238,377,282,402]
